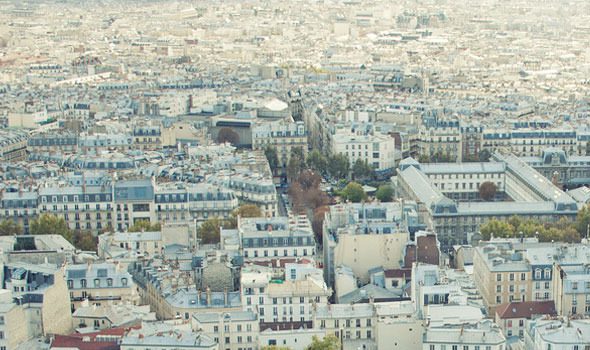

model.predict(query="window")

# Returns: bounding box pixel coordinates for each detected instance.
[107,278,113,287]
[80,279,87,288]
[521,273,526,280]
[497,274,502,282]
[94,279,100,287]
[121,278,128,286]
[544,268,551,279]
[510,273,514,281]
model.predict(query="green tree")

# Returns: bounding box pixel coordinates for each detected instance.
[261,346,291,350]
[507,215,523,231]
[30,213,73,242]
[306,335,340,350]
[264,146,280,172]
[575,205,590,237]
[340,182,367,203]
[375,184,394,202]
[479,181,497,201]
[198,217,229,244]
[306,149,328,174]
[73,230,97,251]
[128,220,161,232]
[418,154,430,163]
[327,154,349,180]
[479,219,515,240]
[351,159,374,181]
[0,220,23,236]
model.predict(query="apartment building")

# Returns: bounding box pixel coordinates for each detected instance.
[98,230,163,259]
[252,119,307,168]
[322,202,411,287]
[120,321,217,350]
[238,216,316,261]
[192,310,259,350]
[2,262,73,337]
[0,289,28,350]
[473,243,532,314]
[65,262,139,312]
[155,182,238,223]
[418,119,463,162]
[553,263,590,317]
[482,128,578,157]
[422,321,506,350]
[132,123,162,150]
[524,317,590,350]
[0,130,28,162]
[27,131,78,154]
[494,301,556,339]
[331,129,396,173]
[129,259,242,320]
[241,269,331,325]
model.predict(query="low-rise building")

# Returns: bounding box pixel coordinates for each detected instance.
[72,303,155,331]
[494,300,556,338]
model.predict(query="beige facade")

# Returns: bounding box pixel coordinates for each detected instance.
[65,263,139,312]
[252,119,307,168]
[192,311,259,350]
[473,245,532,314]
[41,270,75,336]
[0,290,28,350]
[333,233,408,284]
[553,263,590,316]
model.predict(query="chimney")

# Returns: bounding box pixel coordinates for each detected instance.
[206,286,212,306]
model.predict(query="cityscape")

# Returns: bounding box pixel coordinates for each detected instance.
[1,0,590,349]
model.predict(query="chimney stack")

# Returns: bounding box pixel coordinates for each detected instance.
[206,286,212,306]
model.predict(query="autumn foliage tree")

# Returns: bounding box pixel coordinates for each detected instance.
[479,181,497,201]
[289,170,329,215]
[217,127,240,145]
